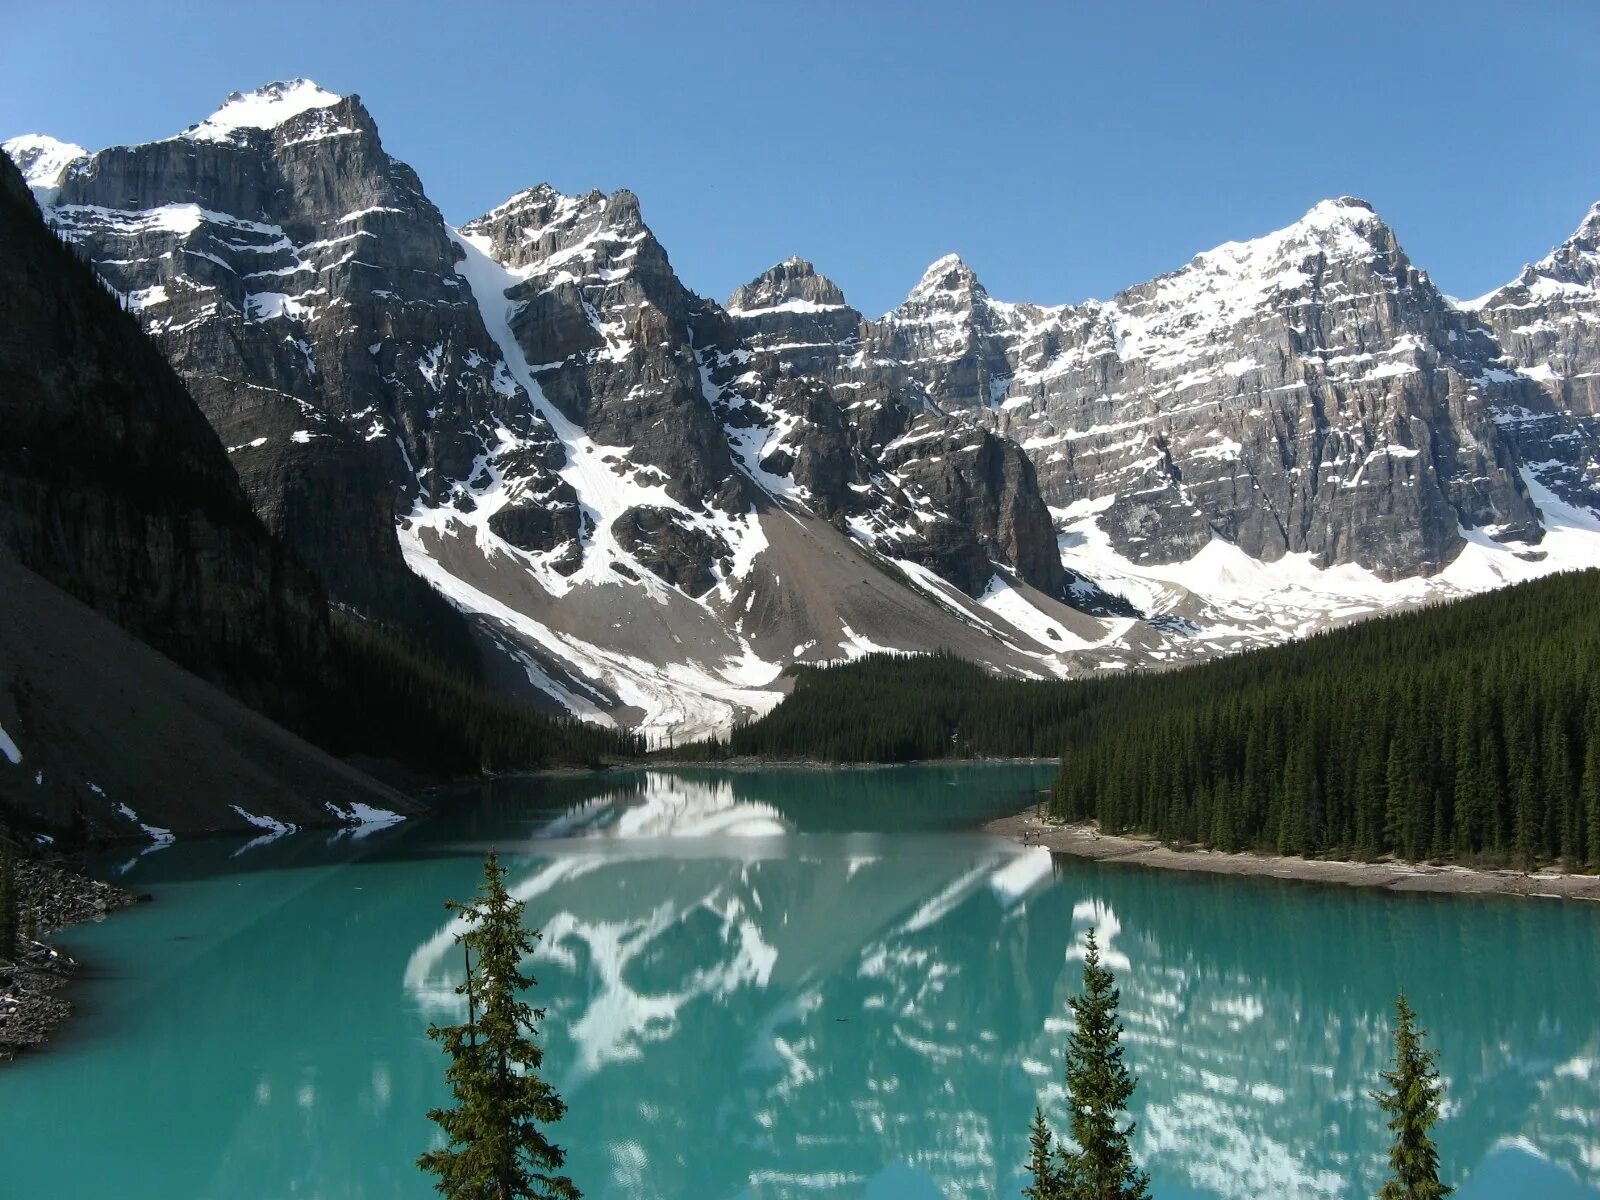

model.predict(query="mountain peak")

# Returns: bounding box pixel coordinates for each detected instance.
[1575,199,1600,242]
[181,79,345,143]
[1296,195,1384,233]
[904,253,983,307]
[1,133,87,194]
[727,257,848,314]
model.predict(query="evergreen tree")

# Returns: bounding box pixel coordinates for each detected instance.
[1059,932,1149,1200]
[1583,708,1600,869]
[1373,994,1453,1200]
[1023,1107,1064,1200]
[419,852,579,1200]
[730,572,1600,873]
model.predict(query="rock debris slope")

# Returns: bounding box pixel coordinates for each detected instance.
[11,82,1600,738]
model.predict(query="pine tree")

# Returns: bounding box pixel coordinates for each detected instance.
[1024,1107,1064,1200]
[1058,931,1149,1200]
[419,852,579,1200]
[1373,994,1453,1200]
[1583,712,1600,869]
[0,846,18,962]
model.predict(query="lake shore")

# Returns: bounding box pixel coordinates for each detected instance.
[637,755,1062,771]
[986,809,1600,901]
[0,858,140,1063]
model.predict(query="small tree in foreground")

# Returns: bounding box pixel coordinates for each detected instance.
[1055,929,1149,1200]
[1373,994,1452,1200]
[419,852,579,1200]
[1024,1106,1063,1200]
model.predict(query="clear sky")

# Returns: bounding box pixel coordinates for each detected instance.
[5,1,1598,315]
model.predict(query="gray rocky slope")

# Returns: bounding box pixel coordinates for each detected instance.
[10,81,1600,739]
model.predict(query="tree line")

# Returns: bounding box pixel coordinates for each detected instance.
[723,571,1600,870]
[726,650,1102,762]
[1049,570,1600,869]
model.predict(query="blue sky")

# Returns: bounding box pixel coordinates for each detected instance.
[5,1,1598,315]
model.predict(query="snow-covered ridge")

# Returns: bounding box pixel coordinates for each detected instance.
[179,78,343,142]
[3,133,87,189]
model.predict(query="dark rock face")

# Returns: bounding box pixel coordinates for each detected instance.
[0,152,434,837]
[716,259,1077,601]
[11,82,575,663]
[611,507,731,597]
[0,151,331,696]
[461,186,741,503]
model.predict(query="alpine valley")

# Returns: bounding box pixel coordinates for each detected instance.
[8,79,1600,747]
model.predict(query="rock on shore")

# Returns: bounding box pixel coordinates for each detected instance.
[0,858,139,1061]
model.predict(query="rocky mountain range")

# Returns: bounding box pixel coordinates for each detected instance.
[9,80,1600,741]
[0,149,412,835]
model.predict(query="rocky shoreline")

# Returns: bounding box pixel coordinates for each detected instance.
[987,810,1600,901]
[0,857,140,1062]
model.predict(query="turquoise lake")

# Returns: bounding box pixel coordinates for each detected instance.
[2,765,1597,1199]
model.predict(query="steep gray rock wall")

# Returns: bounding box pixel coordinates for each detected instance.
[876,200,1548,580]
[1473,203,1600,510]
[12,83,565,662]
[717,258,1076,601]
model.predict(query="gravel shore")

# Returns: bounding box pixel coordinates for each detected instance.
[986,810,1600,901]
[0,858,141,1062]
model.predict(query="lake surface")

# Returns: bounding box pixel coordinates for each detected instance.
[2,765,1597,1199]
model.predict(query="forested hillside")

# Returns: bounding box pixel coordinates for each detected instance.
[726,652,1099,761]
[730,571,1600,870]
[1050,570,1600,869]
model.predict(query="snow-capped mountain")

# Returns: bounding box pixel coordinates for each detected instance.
[10,81,1600,738]
[1470,201,1600,509]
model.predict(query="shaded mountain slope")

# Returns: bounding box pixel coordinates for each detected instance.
[0,151,639,835]
[0,555,412,838]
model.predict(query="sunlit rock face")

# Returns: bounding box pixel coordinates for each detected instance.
[403,774,1600,1200]
[875,202,1551,580]
[1472,202,1600,512]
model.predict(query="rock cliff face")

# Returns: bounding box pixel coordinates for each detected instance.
[6,82,535,664]
[871,202,1550,580]
[716,258,1081,603]
[0,151,329,698]
[12,82,1600,737]
[1471,202,1600,511]
[0,151,412,836]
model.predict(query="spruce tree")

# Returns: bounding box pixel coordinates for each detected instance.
[1583,716,1600,869]
[1373,994,1452,1200]
[1058,931,1149,1200]
[1024,1107,1064,1200]
[419,852,579,1200]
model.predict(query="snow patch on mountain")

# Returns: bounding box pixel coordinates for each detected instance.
[1052,476,1600,659]
[180,79,343,142]
[2,133,86,203]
